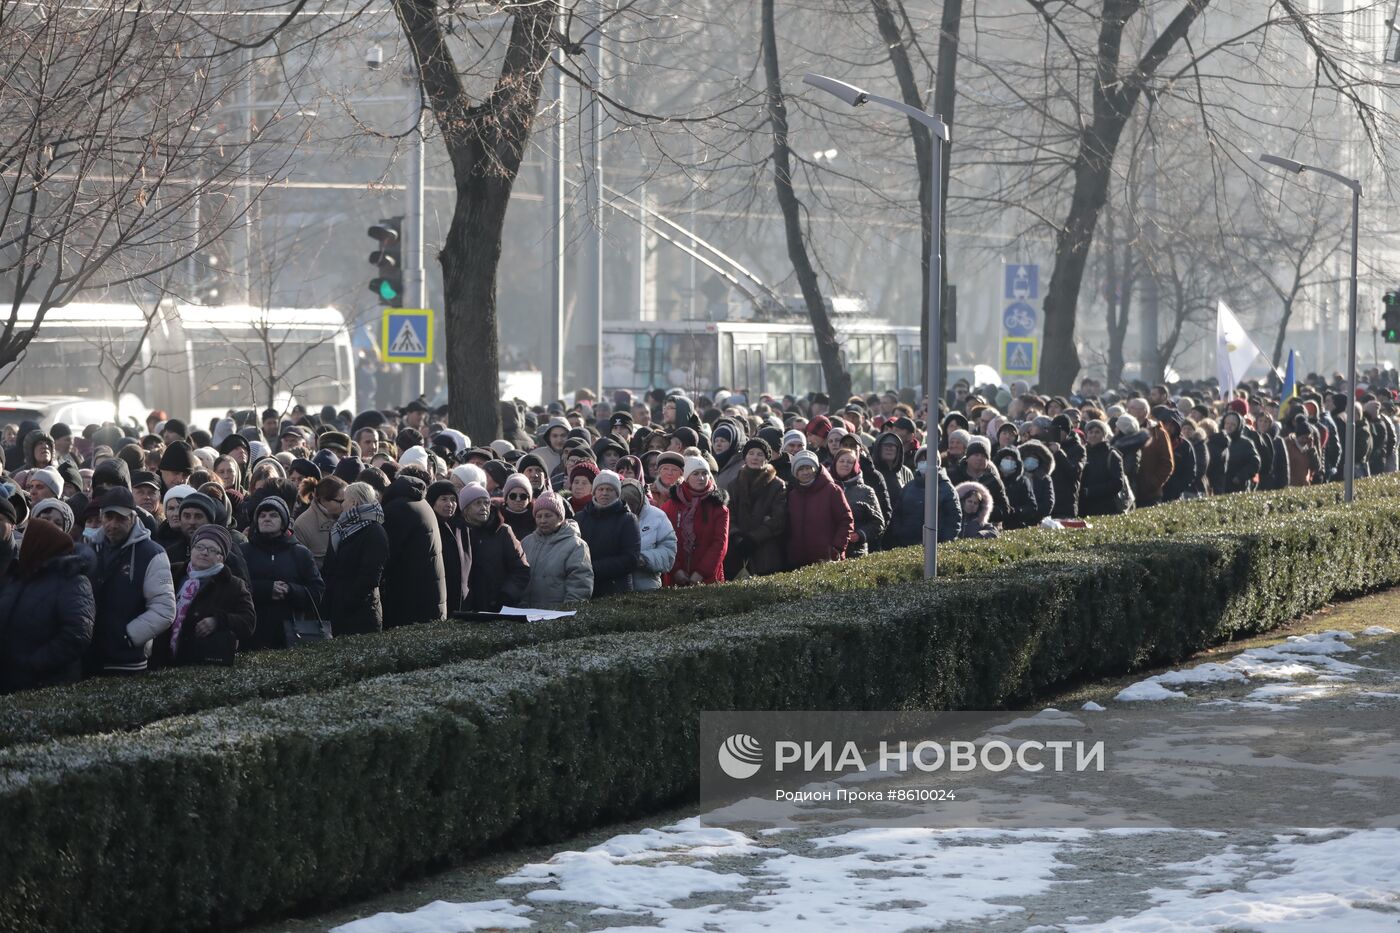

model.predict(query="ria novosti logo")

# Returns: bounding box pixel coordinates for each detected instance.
[717,733,764,779]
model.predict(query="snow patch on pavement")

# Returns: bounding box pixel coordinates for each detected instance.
[329,899,532,933]
[1115,681,1189,702]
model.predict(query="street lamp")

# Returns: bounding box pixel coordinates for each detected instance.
[804,72,950,579]
[1259,153,1362,502]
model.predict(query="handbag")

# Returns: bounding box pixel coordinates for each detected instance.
[283,588,331,647]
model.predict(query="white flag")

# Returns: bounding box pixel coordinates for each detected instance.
[1216,300,1268,392]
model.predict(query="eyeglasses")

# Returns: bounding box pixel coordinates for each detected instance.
[191,544,223,556]
[507,493,530,501]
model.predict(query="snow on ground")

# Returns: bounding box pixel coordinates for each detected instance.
[329,899,532,933]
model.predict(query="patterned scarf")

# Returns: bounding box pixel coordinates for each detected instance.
[169,562,224,657]
[331,501,383,550]
[675,478,713,565]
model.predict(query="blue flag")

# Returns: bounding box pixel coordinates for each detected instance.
[1279,349,1297,417]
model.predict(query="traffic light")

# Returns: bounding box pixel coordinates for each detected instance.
[1384,290,1400,344]
[368,216,404,306]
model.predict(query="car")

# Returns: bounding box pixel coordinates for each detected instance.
[0,394,140,429]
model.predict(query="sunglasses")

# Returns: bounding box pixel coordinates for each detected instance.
[507,493,530,501]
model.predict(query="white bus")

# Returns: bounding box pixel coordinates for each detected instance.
[0,302,355,428]
[603,318,923,399]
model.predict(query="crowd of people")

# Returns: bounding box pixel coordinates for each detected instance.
[1,369,1395,693]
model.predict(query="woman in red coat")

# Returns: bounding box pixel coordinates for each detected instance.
[785,450,854,569]
[661,456,729,586]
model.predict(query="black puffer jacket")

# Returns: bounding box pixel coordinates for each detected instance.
[0,553,94,692]
[1050,433,1084,519]
[1079,443,1129,516]
[1016,440,1056,525]
[993,447,1040,530]
[462,506,530,612]
[240,531,325,650]
[576,498,642,597]
[322,520,389,637]
[381,476,447,626]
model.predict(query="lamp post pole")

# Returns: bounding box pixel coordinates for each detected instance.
[1259,153,1361,502]
[803,73,950,578]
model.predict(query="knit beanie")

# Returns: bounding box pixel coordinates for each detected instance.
[163,484,197,507]
[290,458,322,480]
[30,497,74,533]
[682,456,710,481]
[452,463,487,488]
[481,460,513,490]
[191,523,232,559]
[502,474,533,500]
[457,483,490,511]
[178,492,219,523]
[656,451,685,472]
[593,469,622,494]
[782,429,805,449]
[742,437,773,460]
[533,490,564,517]
[806,415,833,439]
[399,446,431,470]
[965,437,991,459]
[791,450,820,476]
[253,495,291,529]
[1227,398,1250,415]
[425,480,458,507]
[1116,414,1140,435]
[158,441,198,473]
[569,460,601,485]
[30,466,63,498]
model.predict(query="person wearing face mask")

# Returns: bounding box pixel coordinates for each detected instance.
[1015,440,1056,525]
[1078,419,1132,516]
[660,459,728,586]
[991,445,1038,530]
[0,509,94,692]
[891,447,961,547]
[519,491,593,609]
[457,484,530,612]
[575,470,642,595]
[948,437,1011,527]
[156,523,255,666]
[240,497,325,649]
[784,450,854,568]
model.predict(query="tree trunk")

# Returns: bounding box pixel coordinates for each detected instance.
[871,0,961,402]
[761,0,852,404]
[395,0,553,441]
[1038,0,1210,395]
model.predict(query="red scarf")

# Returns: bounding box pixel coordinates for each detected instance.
[675,477,713,563]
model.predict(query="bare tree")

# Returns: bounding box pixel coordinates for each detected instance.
[0,2,309,374]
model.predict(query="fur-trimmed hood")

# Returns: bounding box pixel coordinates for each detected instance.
[955,481,994,525]
[1017,439,1055,478]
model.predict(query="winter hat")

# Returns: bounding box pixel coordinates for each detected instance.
[656,451,686,472]
[434,428,471,455]
[30,466,63,499]
[333,457,363,482]
[312,448,340,475]
[1227,398,1250,415]
[158,441,198,473]
[592,470,623,496]
[1151,405,1181,427]
[425,480,458,507]
[18,517,73,579]
[1031,415,1055,435]
[742,437,773,460]
[190,523,232,559]
[290,458,322,480]
[502,473,532,501]
[489,439,514,458]
[1084,419,1110,437]
[399,446,431,471]
[1116,414,1140,435]
[1051,413,1074,436]
[161,418,188,440]
[826,427,848,446]
[458,483,490,511]
[253,495,291,529]
[965,437,991,459]
[533,490,565,517]
[30,497,74,533]
[791,449,821,478]
[782,429,806,450]
[177,492,219,524]
[682,456,711,481]
[162,484,197,507]
[569,460,601,485]
[673,427,700,450]
[948,428,972,448]
[712,422,738,447]
[248,441,271,462]
[806,415,833,439]
[515,453,548,475]
[481,460,513,490]
[451,463,487,488]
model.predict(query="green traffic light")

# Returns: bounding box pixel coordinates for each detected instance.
[379,280,400,301]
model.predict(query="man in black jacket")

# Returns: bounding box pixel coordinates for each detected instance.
[1157,409,1197,502]
[380,472,447,625]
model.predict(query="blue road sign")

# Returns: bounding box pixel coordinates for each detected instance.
[1002,301,1038,337]
[1002,337,1037,376]
[381,308,434,364]
[1005,264,1039,300]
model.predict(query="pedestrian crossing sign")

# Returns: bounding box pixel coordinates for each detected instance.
[381,308,434,364]
[1002,337,1037,376]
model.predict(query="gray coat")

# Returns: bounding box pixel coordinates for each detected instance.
[521,522,594,610]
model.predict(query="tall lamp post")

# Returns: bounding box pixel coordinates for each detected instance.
[1259,153,1361,502]
[803,73,950,579]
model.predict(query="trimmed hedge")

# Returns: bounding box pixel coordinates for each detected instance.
[3,474,1399,749]
[3,502,1400,933]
